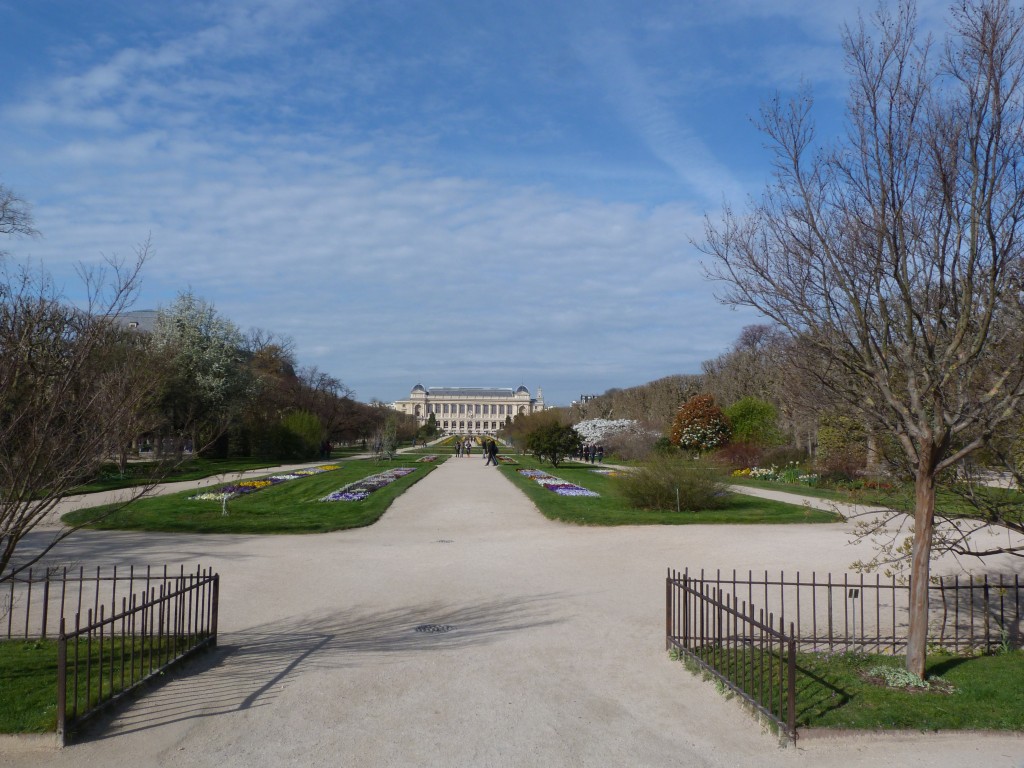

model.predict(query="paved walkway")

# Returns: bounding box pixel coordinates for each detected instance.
[4,458,1023,767]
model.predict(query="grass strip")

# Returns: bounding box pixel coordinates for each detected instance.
[683,647,1024,731]
[501,457,840,525]
[0,635,195,733]
[70,458,289,494]
[62,460,436,534]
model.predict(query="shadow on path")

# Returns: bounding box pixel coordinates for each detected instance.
[77,592,565,742]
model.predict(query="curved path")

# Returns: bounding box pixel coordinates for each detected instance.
[4,458,1022,767]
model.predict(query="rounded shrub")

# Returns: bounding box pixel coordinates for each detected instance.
[616,454,730,512]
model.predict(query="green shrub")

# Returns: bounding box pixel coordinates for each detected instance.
[817,415,867,478]
[723,397,781,446]
[617,454,730,511]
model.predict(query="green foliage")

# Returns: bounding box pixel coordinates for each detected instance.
[419,412,439,439]
[652,436,678,454]
[865,664,936,690]
[616,454,730,511]
[723,397,780,446]
[524,422,583,467]
[670,394,731,454]
[817,414,867,477]
[280,410,322,459]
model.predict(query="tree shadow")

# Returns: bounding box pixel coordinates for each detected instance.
[75,592,565,742]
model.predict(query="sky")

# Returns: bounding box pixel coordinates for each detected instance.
[0,0,949,406]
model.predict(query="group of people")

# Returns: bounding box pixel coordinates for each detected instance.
[579,444,604,463]
[453,437,501,466]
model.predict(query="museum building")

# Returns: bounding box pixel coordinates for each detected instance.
[392,385,545,434]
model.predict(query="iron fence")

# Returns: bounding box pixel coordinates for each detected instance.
[2,565,218,744]
[667,567,1024,740]
[671,568,1022,655]
[666,569,797,738]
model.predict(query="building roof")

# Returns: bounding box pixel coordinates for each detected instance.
[423,387,525,398]
[114,309,158,332]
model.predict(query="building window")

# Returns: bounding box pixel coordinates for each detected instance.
[498,405,505,415]
[459,403,465,414]
[474,404,481,414]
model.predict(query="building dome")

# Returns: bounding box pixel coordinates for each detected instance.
[411,383,426,394]
[515,385,529,395]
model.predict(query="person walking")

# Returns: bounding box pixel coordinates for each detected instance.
[485,439,499,466]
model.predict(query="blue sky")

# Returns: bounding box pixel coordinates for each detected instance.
[0,1,947,405]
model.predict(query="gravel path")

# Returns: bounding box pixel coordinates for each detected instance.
[3,457,1022,767]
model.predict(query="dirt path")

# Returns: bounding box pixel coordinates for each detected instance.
[3,458,1022,767]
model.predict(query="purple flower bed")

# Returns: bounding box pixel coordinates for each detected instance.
[516,469,600,498]
[189,465,341,502]
[319,467,417,502]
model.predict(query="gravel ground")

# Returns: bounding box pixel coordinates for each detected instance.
[2,457,1022,767]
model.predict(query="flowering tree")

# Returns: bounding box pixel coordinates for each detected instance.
[670,394,731,455]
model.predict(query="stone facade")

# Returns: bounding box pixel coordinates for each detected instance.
[392,385,544,434]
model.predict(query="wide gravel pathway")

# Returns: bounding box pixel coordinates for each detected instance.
[3,457,1022,767]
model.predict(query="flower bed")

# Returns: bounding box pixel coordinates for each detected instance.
[733,464,818,485]
[189,465,341,501]
[416,455,441,462]
[590,468,620,476]
[496,456,518,465]
[516,468,599,497]
[319,467,417,502]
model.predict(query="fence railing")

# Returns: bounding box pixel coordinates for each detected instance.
[666,569,797,738]
[2,565,219,744]
[666,567,1024,740]
[672,568,1022,654]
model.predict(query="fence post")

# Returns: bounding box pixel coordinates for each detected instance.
[787,625,796,739]
[41,578,51,640]
[666,570,672,651]
[56,617,67,747]
[211,574,219,648]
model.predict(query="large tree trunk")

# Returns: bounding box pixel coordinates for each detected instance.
[906,464,937,678]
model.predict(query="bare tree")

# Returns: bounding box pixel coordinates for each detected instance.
[0,182,39,247]
[702,0,1024,677]
[0,245,165,579]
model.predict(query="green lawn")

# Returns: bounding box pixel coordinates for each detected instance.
[792,650,1024,730]
[62,460,438,534]
[0,635,204,734]
[72,457,290,494]
[681,646,1024,732]
[0,641,60,732]
[502,458,840,525]
[730,475,1024,518]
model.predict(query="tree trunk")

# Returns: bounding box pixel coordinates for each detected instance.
[905,464,937,678]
